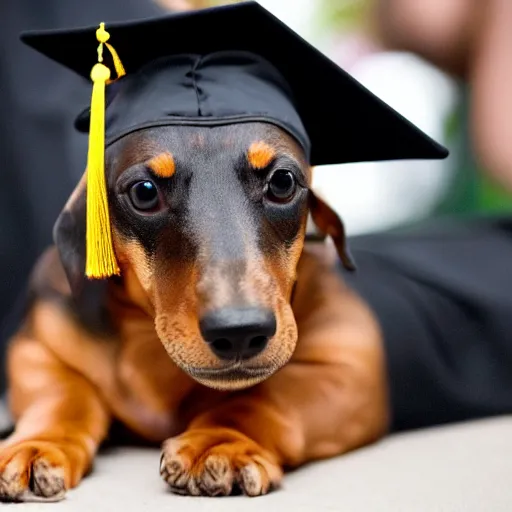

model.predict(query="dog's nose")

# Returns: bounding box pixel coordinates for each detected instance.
[199,307,276,361]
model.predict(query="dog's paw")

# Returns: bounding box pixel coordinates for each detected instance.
[160,427,283,497]
[0,440,73,502]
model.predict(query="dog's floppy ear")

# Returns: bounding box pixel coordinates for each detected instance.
[53,175,88,294]
[53,175,111,332]
[308,190,356,271]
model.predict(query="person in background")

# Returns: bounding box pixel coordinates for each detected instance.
[373,0,512,213]
[340,0,512,430]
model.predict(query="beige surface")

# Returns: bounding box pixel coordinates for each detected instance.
[3,416,511,511]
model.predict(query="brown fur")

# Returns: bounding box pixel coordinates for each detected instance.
[147,152,176,178]
[0,124,389,501]
[247,141,276,170]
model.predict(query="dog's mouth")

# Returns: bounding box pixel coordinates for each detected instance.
[186,362,272,390]
[188,362,270,379]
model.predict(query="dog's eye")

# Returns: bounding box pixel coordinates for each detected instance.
[129,181,160,211]
[266,170,297,203]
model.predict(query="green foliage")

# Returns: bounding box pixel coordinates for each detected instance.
[317,0,374,32]
[477,174,512,213]
[437,94,512,215]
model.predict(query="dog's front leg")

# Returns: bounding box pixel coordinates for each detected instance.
[160,317,388,497]
[0,335,110,502]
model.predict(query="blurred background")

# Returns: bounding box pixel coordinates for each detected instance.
[1,0,511,390]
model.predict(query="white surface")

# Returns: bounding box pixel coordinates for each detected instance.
[256,0,317,41]
[6,417,512,511]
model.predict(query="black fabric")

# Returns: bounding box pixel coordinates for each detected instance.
[99,52,311,156]
[342,217,512,432]
[0,0,167,393]
[20,1,447,166]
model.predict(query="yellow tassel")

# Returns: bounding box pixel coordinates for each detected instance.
[85,23,125,279]
[105,42,126,79]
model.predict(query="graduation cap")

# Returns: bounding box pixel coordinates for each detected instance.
[21,0,448,279]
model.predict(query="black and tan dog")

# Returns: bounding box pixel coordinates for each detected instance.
[0,2,446,502]
[1,122,387,500]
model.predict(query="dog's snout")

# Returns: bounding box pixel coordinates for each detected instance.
[199,307,276,361]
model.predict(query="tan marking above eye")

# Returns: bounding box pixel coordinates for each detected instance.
[147,152,176,178]
[247,141,276,170]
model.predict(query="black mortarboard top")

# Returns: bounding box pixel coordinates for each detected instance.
[20,1,448,280]
[21,0,447,166]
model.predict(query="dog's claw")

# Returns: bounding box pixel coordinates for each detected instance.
[160,428,282,497]
[0,442,70,502]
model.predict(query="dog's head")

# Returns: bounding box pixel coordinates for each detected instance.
[54,123,353,390]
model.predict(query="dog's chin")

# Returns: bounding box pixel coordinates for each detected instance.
[182,364,278,391]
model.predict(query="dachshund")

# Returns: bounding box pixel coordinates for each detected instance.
[0,122,388,501]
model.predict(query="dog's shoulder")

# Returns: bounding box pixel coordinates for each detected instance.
[291,243,382,359]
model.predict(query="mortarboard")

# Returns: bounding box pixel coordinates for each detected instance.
[20,1,448,279]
